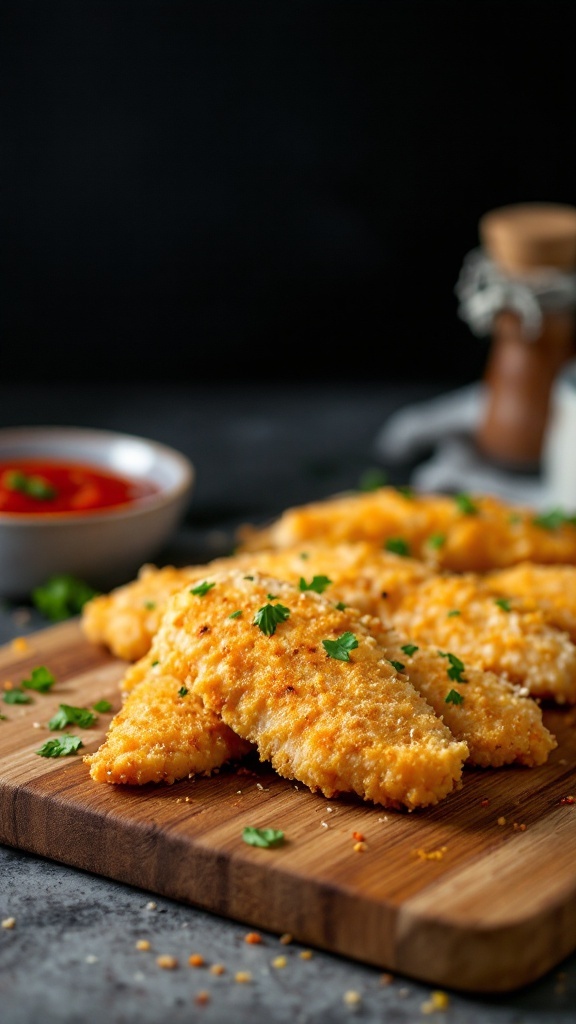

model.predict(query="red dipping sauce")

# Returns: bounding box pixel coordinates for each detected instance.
[0,459,159,515]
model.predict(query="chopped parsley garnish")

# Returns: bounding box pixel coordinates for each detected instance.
[48,704,97,730]
[190,581,216,597]
[5,470,57,501]
[299,551,309,560]
[299,575,332,594]
[3,689,31,705]
[532,508,576,530]
[0,713,7,721]
[228,609,243,619]
[395,485,414,499]
[438,651,467,682]
[93,700,112,713]
[32,575,100,621]
[242,827,285,849]
[22,666,56,693]
[178,686,189,697]
[427,532,446,550]
[143,601,156,610]
[358,468,388,492]
[335,601,347,611]
[400,643,419,656]
[388,659,405,672]
[384,537,410,557]
[322,632,359,662]
[454,493,478,515]
[494,597,512,612]
[36,735,83,758]
[445,689,464,705]
[253,602,290,636]
[447,609,461,617]
[243,575,254,581]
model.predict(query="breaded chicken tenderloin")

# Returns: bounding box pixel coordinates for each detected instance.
[80,543,430,662]
[484,562,576,644]
[120,570,468,810]
[365,626,556,768]
[236,486,576,571]
[81,542,576,704]
[387,573,576,705]
[85,673,252,785]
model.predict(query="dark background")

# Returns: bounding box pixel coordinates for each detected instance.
[2,0,575,385]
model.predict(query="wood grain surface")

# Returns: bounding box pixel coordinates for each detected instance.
[1,620,575,994]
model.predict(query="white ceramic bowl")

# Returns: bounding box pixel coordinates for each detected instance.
[0,426,195,599]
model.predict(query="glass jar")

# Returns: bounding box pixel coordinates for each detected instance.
[456,202,576,470]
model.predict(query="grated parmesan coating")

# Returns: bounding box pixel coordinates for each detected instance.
[82,542,576,706]
[367,621,557,768]
[120,569,468,810]
[84,672,252,785]
[484,562,576,644]
[235,487,576,571]
[388,574,576,704]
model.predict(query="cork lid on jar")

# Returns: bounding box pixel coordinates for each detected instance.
[479,202,576,273]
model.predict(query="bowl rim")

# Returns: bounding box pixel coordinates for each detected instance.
[0,425,195,525]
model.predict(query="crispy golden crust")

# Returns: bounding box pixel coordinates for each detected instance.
[82,542,576,705]
[388,574,576,704]
[128,570,468,810]
[80,543,428,662]
[484,562,576,643]
[236,487,576,571]
[366,624,556,768]
[81,563,200,662]
[84,671,252,785]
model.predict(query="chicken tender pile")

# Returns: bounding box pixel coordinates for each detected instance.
[81,485,575,810]
[82,541,576,705]
[87,571,469,810]
[236,486,576,571]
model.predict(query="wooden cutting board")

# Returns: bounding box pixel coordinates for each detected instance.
[1,620,575,995]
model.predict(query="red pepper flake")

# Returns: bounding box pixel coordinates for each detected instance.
[480,798,490,807]
[560,795,575,805]
[352,831,365,842]
[244,932,262,945]
[194,990,210,1006]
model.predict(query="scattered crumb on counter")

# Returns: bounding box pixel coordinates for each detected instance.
[421,990,450,1013]
[189,953,205,967]
[343,989,362,1006]
[1,917,16,929]
[156,955,178,970]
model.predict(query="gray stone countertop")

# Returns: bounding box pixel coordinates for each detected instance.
[0,381,574,1024]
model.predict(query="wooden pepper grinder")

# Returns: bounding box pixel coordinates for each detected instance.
[459,202,576,470]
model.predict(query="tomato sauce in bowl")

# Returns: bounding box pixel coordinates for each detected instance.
[0,460,159,515]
